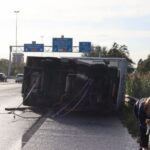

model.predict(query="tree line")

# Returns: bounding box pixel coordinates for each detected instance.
[0,59,24,76]
[83,42,150,73]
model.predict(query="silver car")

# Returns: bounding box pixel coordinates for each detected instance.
[15,73,24,83]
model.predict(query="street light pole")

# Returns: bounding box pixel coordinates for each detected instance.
[14,10,19,52]
[8,46,12,77]
[8,11,19,77]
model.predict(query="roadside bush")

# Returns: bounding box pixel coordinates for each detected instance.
[120,102,139,139]
[126,73,150,98]
[120,72,150,140]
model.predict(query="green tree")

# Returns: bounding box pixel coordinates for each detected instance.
[137,55,150,73]
[108,42,134,73]
[108,42,133,64]
[83,45,108,57]
[0,58,25,76]
[83,42,133,63]
[11,63,25,76]
[0,59,9,74]
[82,42,134,73]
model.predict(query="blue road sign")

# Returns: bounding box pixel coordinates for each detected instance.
[24,42,44,52]
[79,42,91,52]
[53,38,72,52]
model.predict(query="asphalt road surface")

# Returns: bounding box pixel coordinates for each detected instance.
[0,80,45,150]
[0,79,139,150]
[23,113,139,150]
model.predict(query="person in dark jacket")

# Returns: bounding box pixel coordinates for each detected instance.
[134,97,150,150]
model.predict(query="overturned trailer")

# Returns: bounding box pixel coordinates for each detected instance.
[22,57,127,113]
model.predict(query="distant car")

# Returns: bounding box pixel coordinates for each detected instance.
[15,73,24,83]
[0,73,7,82]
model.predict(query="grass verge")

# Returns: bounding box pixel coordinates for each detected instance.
[119,102,139,141]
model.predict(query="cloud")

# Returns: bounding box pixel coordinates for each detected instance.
[0,0,150,61]
[2,0,150,20]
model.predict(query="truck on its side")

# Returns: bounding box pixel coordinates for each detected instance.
[22,57,127,113]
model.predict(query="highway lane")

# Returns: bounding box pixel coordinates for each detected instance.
[0,84,22,110]
[0,80,44,150]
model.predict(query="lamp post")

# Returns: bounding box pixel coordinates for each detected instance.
[8,46,12,77]
[14,10,19,52]
[8,11,19,77]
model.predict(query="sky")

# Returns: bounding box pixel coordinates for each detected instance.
[0,0,150,64]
